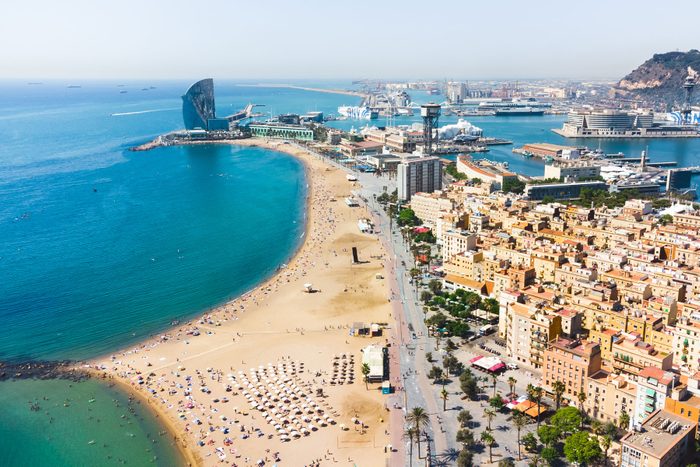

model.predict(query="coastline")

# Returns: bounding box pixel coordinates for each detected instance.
[89,137,394,466]
[89,368,202,467]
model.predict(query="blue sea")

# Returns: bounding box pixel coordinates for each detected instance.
[0,80,352,466]
[2,80,700,466]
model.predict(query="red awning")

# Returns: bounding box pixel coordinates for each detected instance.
[469,355,484,363]
[488,363,506,372]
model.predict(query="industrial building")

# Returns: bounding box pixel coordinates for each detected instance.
[397,157,442,201]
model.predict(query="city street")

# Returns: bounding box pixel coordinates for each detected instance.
[299,152,550,465]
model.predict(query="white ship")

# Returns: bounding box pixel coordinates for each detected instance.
[337,106,379,120]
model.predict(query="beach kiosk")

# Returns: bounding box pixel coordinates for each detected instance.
[381,381,392,394]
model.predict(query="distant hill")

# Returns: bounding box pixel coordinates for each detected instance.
[612,50,700,109]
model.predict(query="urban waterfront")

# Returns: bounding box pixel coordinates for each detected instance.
[3,81,700,466]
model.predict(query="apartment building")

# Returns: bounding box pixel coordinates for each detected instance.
[542,338,601,400]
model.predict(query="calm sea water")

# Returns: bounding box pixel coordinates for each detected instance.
[0,80,350,466]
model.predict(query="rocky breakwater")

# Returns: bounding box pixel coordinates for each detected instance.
[0,360,90,382]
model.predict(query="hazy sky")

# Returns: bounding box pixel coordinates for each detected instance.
[1,0,698,80]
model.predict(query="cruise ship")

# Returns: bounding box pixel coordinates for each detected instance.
[478,98,550,116]
[495,107,545,116]
[337,106,379,120]
[554,109,700,138]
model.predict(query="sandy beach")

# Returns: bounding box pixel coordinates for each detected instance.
[89,139,395,467]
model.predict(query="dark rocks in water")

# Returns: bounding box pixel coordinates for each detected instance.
[0,360,90,382]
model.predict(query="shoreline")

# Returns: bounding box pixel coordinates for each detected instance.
[89,137,394,466]
[89,368,202,467]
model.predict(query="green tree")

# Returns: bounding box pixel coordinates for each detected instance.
[577,389,587,426]
[403,426,417,467]
[483,408,497,431]
[445,338,458,352]
[503,177,526,194]
[456,428,475,447]
[481,430,496,464]
[541,446,559,464]
[551,406,582,436]
[406,407,430,458]
[425,351,433,363]
[443,354,463,376]
[491,373,499,397]
[659,214,674,226]
[458,409,473,428]
[428,365,444,384]
[361,363,370,390]
[618,411,630,431]
[552,380,566,410]
[398,208,420,226]
[507,376,517,396]
[564,431,602,466]
[420,290,433,303]
[440,387,449,411]
[600,434,612,466]
[483,297,500,314]
[527,384,545,429]
[541,195,556,204]
[489,395,505,411]
[499,459,515,467]
[537,424,560,447]
[428,279,443,295]
[456,447,474,467]
[460,370,479,400]
[527,453,546,467]
[513,411,528,461]
[522,432,538,453]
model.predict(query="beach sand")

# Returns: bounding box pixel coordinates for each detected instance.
[90,139,395,467]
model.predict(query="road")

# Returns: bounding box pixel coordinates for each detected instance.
[293,146,546,465]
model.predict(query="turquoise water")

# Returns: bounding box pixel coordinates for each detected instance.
[3,80,700,465]
[0,378,185,467]
[0,80,349,466]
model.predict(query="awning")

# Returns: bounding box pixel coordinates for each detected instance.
[469,355,484,364]
[489,363,506,372]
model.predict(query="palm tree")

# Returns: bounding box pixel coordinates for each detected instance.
[513,411,528,461]
[507,376,517,397]
[577,388,587,427]
[441,387,449,412]
[406,407,430,458]
[484,408,496,431]
[361,363,370,390]
[481,430,495,464]
[403,426,417,467]
[491,373,499,397]
[600,434,612,466]
[527,384,544,428]
[619,411,631,431]
[552,380,566,410]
